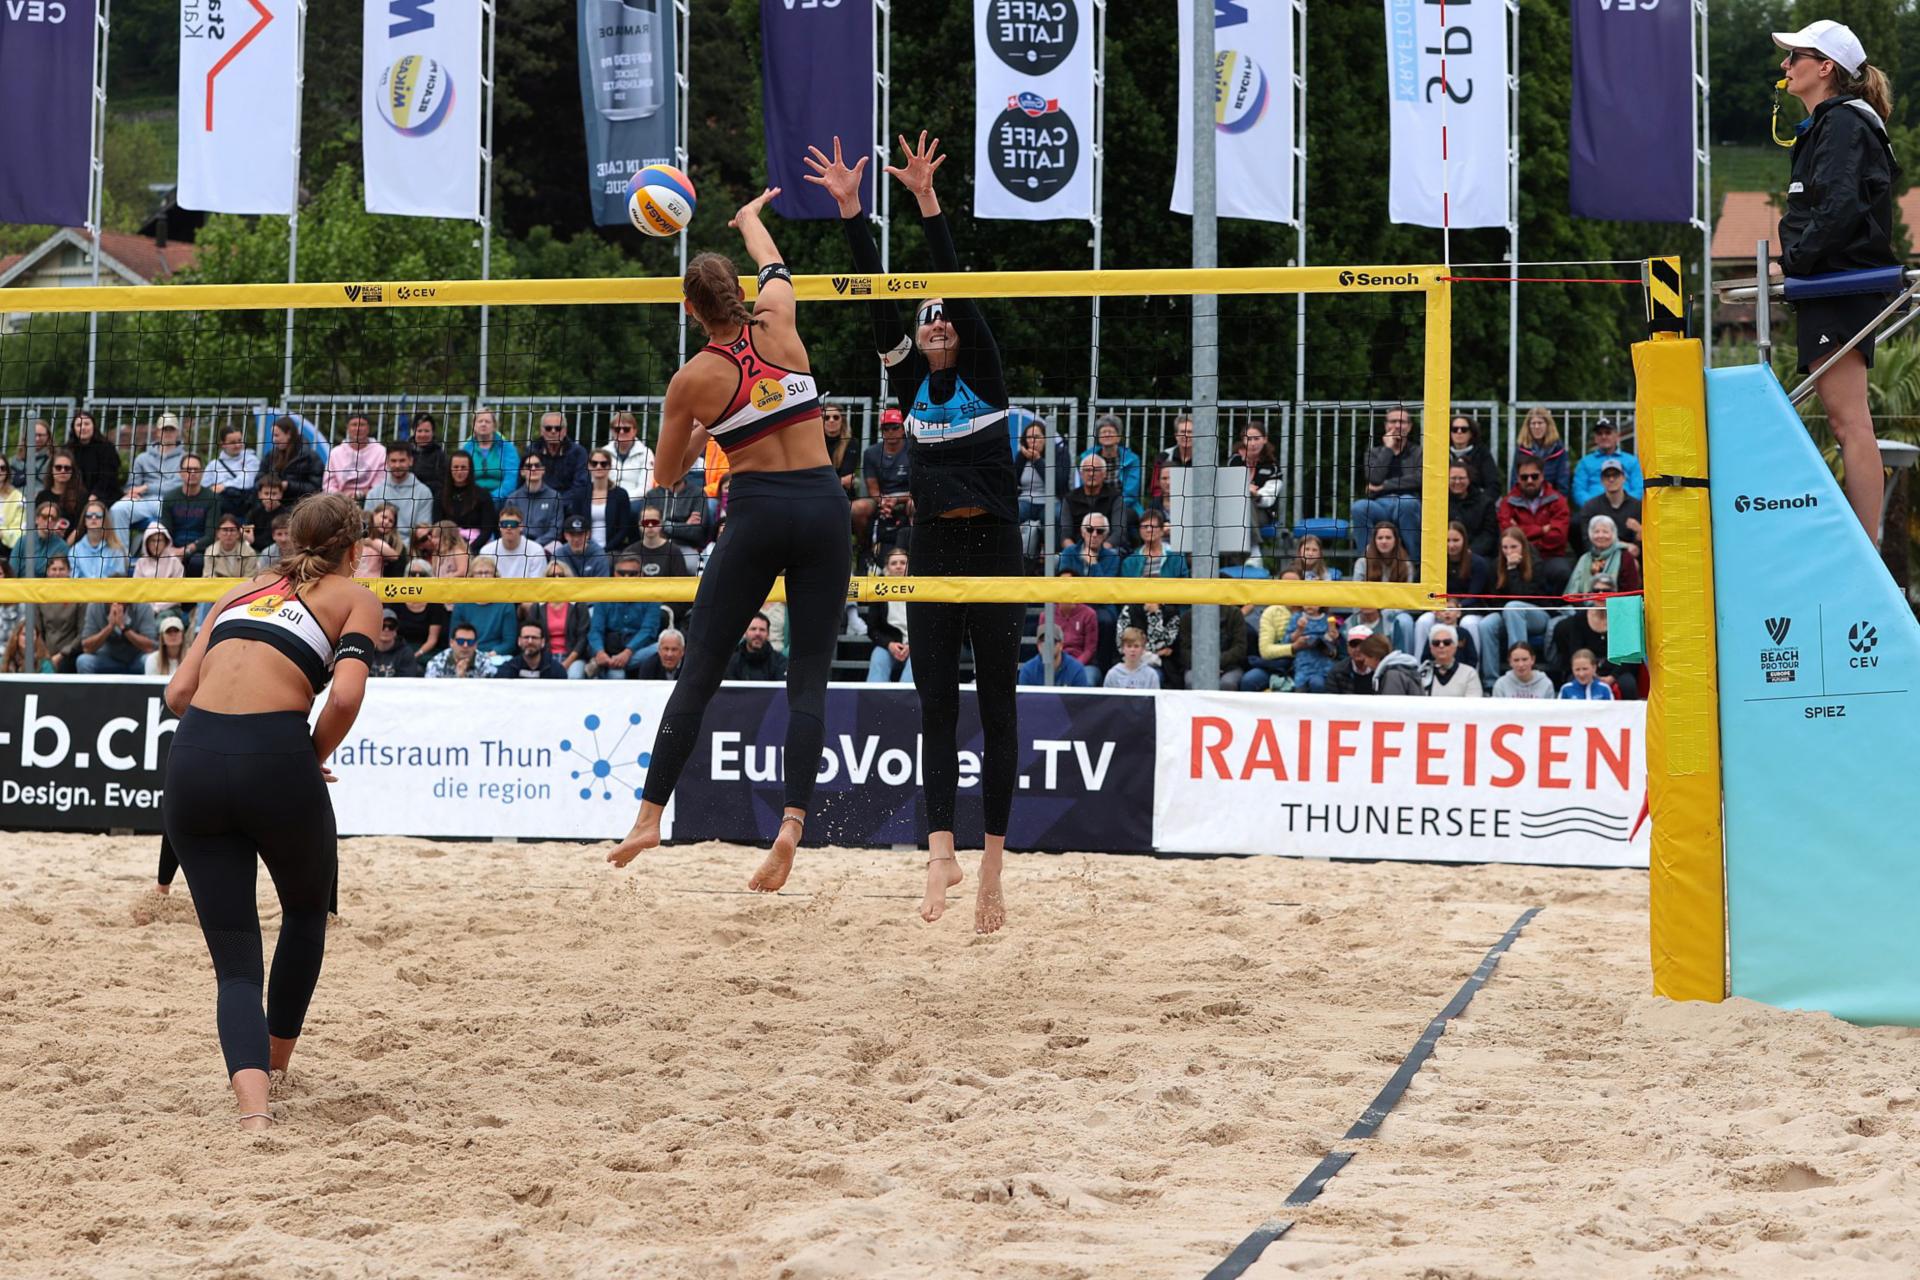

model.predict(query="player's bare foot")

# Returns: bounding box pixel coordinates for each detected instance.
[975,849,1006,934]
[151,883,170,895]
[921,854,963,923]
[608,803,664,868]
[749,815,803,892]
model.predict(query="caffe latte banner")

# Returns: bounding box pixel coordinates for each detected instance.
[972,0,1093,221]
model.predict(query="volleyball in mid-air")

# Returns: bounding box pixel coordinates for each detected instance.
[1214,50,1270,134]
[628,165,697,237]
[377,54,455,137]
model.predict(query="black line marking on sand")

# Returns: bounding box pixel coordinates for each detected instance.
[1202,906,1542,1279]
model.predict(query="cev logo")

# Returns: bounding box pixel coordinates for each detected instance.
[6,1,69,21]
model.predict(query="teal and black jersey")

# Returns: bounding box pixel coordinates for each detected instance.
[842,212,1018,523]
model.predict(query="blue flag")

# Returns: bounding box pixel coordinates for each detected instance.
[576,0,680,228]
[1569,0,1693,222]
[0,0,93,226]
[760,0,874,220]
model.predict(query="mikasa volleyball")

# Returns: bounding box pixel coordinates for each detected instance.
[627,165,697,237]
[377,54,455,136]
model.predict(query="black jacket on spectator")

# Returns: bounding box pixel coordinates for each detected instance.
[724,641,788,682]
[1549,611,1639,699]
[392,602,448,653]
[1449,443,1502,500]
[67,432,122,503]
[367,642,423,678]
[633,651,683,680]
[492,652,569,679]
[411,441,449,494]
[437,477,499,547]
[570,485,635,553]
[539,437,591,496]
[1365,444,1424,497]
[1449,552,1493,603]
[521,602,591,662]
[645,481,708,550]
[862,601,906,648]
[1573,493,1642,554]
[622,541,693,577]
[1483,567,1553,610]
[242,497,287,551]
[1450,489,1500,559]
[265,442,323,503]
[1326,659,1374,696]
[1063,485,1132,550]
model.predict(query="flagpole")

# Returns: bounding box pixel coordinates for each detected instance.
[674,0,690,365]
[282,0,307,409]
[478,0,497,403]
[1291,0,1307,530]
[84,0,111,402]
[1506,0,1519,447]
[1088,0,1105,411]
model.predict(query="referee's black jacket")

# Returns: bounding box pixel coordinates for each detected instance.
[1780,94,1899,278]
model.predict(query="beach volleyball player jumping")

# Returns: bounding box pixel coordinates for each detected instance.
[807,134,1021,935]
[607,189,851,891]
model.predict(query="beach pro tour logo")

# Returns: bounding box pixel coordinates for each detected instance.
[1338,270,1423,288]
[985,0,1078,74]
[1760,616,1799,684]
[1733,493,1819,514]
[989,92,1081,204]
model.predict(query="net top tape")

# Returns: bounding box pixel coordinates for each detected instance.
[0,266,1451,315]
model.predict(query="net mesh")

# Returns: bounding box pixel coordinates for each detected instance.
[0,270,1451,624]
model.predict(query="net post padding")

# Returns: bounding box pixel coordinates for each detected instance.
[1635,333,1727,1004]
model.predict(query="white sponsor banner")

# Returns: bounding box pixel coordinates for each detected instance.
[973,0,1094,221]
[1154,692,1648,867]
[1383,0,1509,229]
[177,0,300,214]
[1171,0,1296,224]
[362,0,482,218]
[317,680,673,839]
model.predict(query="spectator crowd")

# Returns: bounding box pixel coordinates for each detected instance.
[1,403,1645,701]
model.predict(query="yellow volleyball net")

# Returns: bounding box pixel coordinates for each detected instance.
[0,266,1451,610]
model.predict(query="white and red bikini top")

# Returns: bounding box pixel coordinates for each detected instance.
[205,577,338,693]
[701,329,822,453]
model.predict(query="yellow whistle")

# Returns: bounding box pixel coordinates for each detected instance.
[1771,78,1796,147]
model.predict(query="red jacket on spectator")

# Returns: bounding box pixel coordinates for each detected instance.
[1055,602,1099,667]
[1497,483,1571,559]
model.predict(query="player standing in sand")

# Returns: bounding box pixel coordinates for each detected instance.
[806,133,1020,934]
[606,190,852,893]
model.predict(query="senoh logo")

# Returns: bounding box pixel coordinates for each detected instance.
[1733,493,1819,514]
[1337,270,1422,288]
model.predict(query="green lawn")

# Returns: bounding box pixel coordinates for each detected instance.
[1713,144,1781,204]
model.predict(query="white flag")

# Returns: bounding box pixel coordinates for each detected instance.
[1384,0,1509,228]
[1171,0,1296,224]
[973,0,1094,222]
[363,0,482,219]
[177,0,299,214]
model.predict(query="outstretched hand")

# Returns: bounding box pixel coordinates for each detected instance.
[801,137,869,217]
[729,187,780,228]
[884,131,946,205]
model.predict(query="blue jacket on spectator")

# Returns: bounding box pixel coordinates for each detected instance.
[500,483,567,546]
[461,437,520,498]
[1017,652,1093,687]
[492,652,570,679]
[1570,448,1645,509]
[1511,440,1571,498]
[1078,443,1145,512]
[1055,542,1123,577]
[451,601,518,656]
[67,537,128,579]
[1559,678,1615,701]
[554,540,612,578]
[535,438,591,496]
[589,600,663,659]
[1119,548,1191,578]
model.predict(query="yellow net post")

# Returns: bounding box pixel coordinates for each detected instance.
[1636,256,1726,1003]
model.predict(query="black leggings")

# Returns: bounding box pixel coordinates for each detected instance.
[907,516,1024,837]
[643,466,851,813]
[163,708,337,1078]
[159,833,337,913]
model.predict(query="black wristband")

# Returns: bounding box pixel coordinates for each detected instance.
[757,262,792,288]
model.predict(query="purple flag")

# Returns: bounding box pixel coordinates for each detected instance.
[0,0,94,226]
[1570,0,1693,222]
[760,0,874,220]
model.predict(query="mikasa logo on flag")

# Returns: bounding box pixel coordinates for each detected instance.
[362,0,481,218]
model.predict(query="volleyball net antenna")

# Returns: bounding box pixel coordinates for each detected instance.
[0,267,1455,611]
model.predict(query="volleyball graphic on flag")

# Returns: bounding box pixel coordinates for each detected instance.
[1214,50,1270,135]
[377,54,456,137]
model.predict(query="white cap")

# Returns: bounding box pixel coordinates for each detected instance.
[1346,624,1375,642]
[1773,20,1867,77]
[156,411,180,431]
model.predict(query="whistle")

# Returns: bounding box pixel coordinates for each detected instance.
[1777,77,1789,89]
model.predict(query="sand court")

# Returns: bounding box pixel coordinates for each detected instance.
[3,834,1918,1278]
